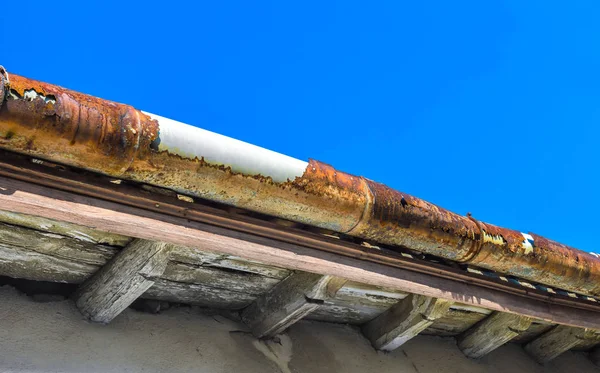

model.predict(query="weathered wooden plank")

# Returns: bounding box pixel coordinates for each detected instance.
[584,329,600,344]
[75,239,171,323]
[309,291,492,330]
[307,282,408,324]
[524,325,600,364]
[457,312,532,359]
[0,235,276,306]
[0,243,100,283]
[325,276,349,298]
[422,309,489,337]
[335,281,408,307]
[0,210,132,246]
[524,325,579,364]
[170,247,291,279]
[4,176,600,330]
[0,232,280,310]
[306,283,407,324]
[0,229,412,325]
[362,294,452,351]
[0,222,118,283]
[161,261,281,295]
[241,272,342,338]
[0,220,283,301]
[143,279,256,309]
[0,222,118,267]
[307,301,387,324]
[511,321,554,344]
[574,338,600,351]
[451,304,492,315]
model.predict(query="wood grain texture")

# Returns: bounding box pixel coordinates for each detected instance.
[161,261,281,295]
[334,281,408,307]
[0,222,118,283]
[143,279,256,309]
[457,312,532,359]
[362,294,452,351]
[422,309,489,337]
[0,223,383,321]
[307,302,381,324]
[308,281,408,324]
[3,176,600,329]
[170,246,291,280]
[574,338,600,351]
[0,210,131,246]
[524,325,600,364]
[241,272,340,338]
[508,321,553,344]
[75,239,171,323]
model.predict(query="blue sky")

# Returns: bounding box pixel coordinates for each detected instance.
[1,1,599,252]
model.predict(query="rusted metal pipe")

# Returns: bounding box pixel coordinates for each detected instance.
[1,68,599,297]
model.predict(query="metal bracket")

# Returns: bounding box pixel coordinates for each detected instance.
[461,212,484,262]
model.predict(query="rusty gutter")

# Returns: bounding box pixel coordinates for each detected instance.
[0,150,599,315]
[1,67,599,298]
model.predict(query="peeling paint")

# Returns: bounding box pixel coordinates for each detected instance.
[467,268,484,276]
[482,231,505,246]
[2,70,600,298]
[145,112,307,183]
[22,89,56,104]
[176,194,194,203]
[521,233,535,254]
[0,73,159,176]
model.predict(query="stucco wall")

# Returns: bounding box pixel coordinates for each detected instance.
[0,286,597,373]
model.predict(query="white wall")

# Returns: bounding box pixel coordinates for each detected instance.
[0,286,597,373]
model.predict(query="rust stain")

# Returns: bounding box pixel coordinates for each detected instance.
[125,156,367,233]
[349,179,480,262]
[1,71,600,297]
[0,74,158,175]
[468,225,600,296]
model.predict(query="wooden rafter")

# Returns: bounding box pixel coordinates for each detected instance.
[75,239,171,323]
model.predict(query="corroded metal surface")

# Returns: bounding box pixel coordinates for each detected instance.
[348,177,600,296]
[145,112,308,183]
[1,69,600,298]
[349,179,481,261]
[127,156,366,232]
[471,227,600,296]
[0,74,158,175]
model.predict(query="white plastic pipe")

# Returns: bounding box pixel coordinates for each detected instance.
[144,113,308,183]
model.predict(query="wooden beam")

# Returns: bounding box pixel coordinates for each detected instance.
[457,312,532,359]
[362,294,452,351]
[241,272,345,338]
[75,239,171,323]
[0,210,131,246]
[524,325,600,364]
[3,175,600,330]
[0,221,118,283]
